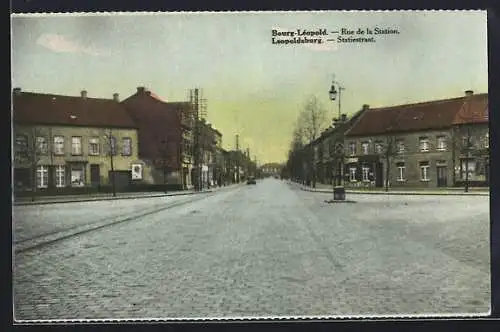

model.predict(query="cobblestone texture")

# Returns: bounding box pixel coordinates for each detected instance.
[13,179,490,320]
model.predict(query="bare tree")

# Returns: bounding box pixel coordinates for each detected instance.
[15,127,43,201]
[452,125,484,192]
[103,129,118,197]
[382,135,398,192]
[297,95,328,187]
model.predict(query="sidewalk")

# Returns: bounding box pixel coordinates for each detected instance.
[13,184,242,206]
[288,181,489,196]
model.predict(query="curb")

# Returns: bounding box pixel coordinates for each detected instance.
[14,190,212,206]
[289,182,489,197]
[14,184,245,206]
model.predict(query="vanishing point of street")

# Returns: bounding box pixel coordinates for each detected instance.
[13,178,490,320]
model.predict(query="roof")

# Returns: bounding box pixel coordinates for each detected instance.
[452,94,488,125]
[13,91,137,128]
[307,107,369,147]
[121,91,183,166]
[345,93,488,137]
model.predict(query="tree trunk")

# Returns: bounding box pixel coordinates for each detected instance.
[163,168,168,186]
[31,166,36,202]
[385,156,390,192]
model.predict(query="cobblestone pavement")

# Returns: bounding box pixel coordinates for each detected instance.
[13,178,490,320]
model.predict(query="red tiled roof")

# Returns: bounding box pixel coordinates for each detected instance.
[13,91,137,128]
[345,93,488,137]
[452,94,488,125]
[149,91,166,102]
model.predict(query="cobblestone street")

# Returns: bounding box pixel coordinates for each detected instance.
[13,178,490,320]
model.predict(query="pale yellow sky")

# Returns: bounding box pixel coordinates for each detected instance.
[11,11,488,164]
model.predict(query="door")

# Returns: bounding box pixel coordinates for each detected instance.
[437,166,447,187]
[90,164,100,186]
[375,162,384,187]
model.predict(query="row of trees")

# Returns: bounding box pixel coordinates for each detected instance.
[285,95,328,187]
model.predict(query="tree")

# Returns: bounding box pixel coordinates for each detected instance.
[103,129,118,196]
[452,125,486,192]
[15,127,43,201]
[297,95,328,188]
[382,135,398,192]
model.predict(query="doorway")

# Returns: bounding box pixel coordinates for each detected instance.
[437,165,447,187]
[90,164,100,186]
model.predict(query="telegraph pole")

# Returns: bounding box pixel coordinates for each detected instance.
[191,88,202,191]
[253,155,257,178]
[246,147,250,179]
[235,134,240,183]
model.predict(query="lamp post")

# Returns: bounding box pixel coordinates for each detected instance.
[329,77,346,201]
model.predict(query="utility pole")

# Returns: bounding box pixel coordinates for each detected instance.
[191,88,202,191]
[236,134,240,183]
[253,155,257,178]
[246,147,250,178]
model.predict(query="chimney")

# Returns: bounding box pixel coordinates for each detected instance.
[362,104,370,110]
[137,87,146,94]
[81,90,88,99]
[113,93,120,102]
[13,87,21,95]
[465,90,474,97]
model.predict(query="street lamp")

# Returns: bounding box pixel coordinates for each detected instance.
[328,76,346,201]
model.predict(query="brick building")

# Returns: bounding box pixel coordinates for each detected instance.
[13,88,139,193]
[121,87,194,188]
[343,91,488,189]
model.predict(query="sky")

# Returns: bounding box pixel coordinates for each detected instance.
[11,11,488,164]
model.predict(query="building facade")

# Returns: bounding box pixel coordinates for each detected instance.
[343,91,488,189]
[13,89,140,193]
[121,87,193,188]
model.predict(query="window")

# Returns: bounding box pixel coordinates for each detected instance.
[349,167,357,182]
[396,162,406,181]
[419,161,430,181]
[362,165,370,182]
[460,159,476,180]
[484,132,489,149]
[374,141,383,154]
[36,136,48,154]
[348,142,356,155]
[71,136,82,155]
[396,139,405,154]
[88,137,100,156]
[476,160,486,176]
[436,136,447,151]
[36,165,49,188]
[15,134,28,153]
[122,137,132,156]
[361,142,369,155]
[55,165,65,187]
[54,136,65,155]
[70,165,85,187]
[462,136,471,149]
[419,137,430,152]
